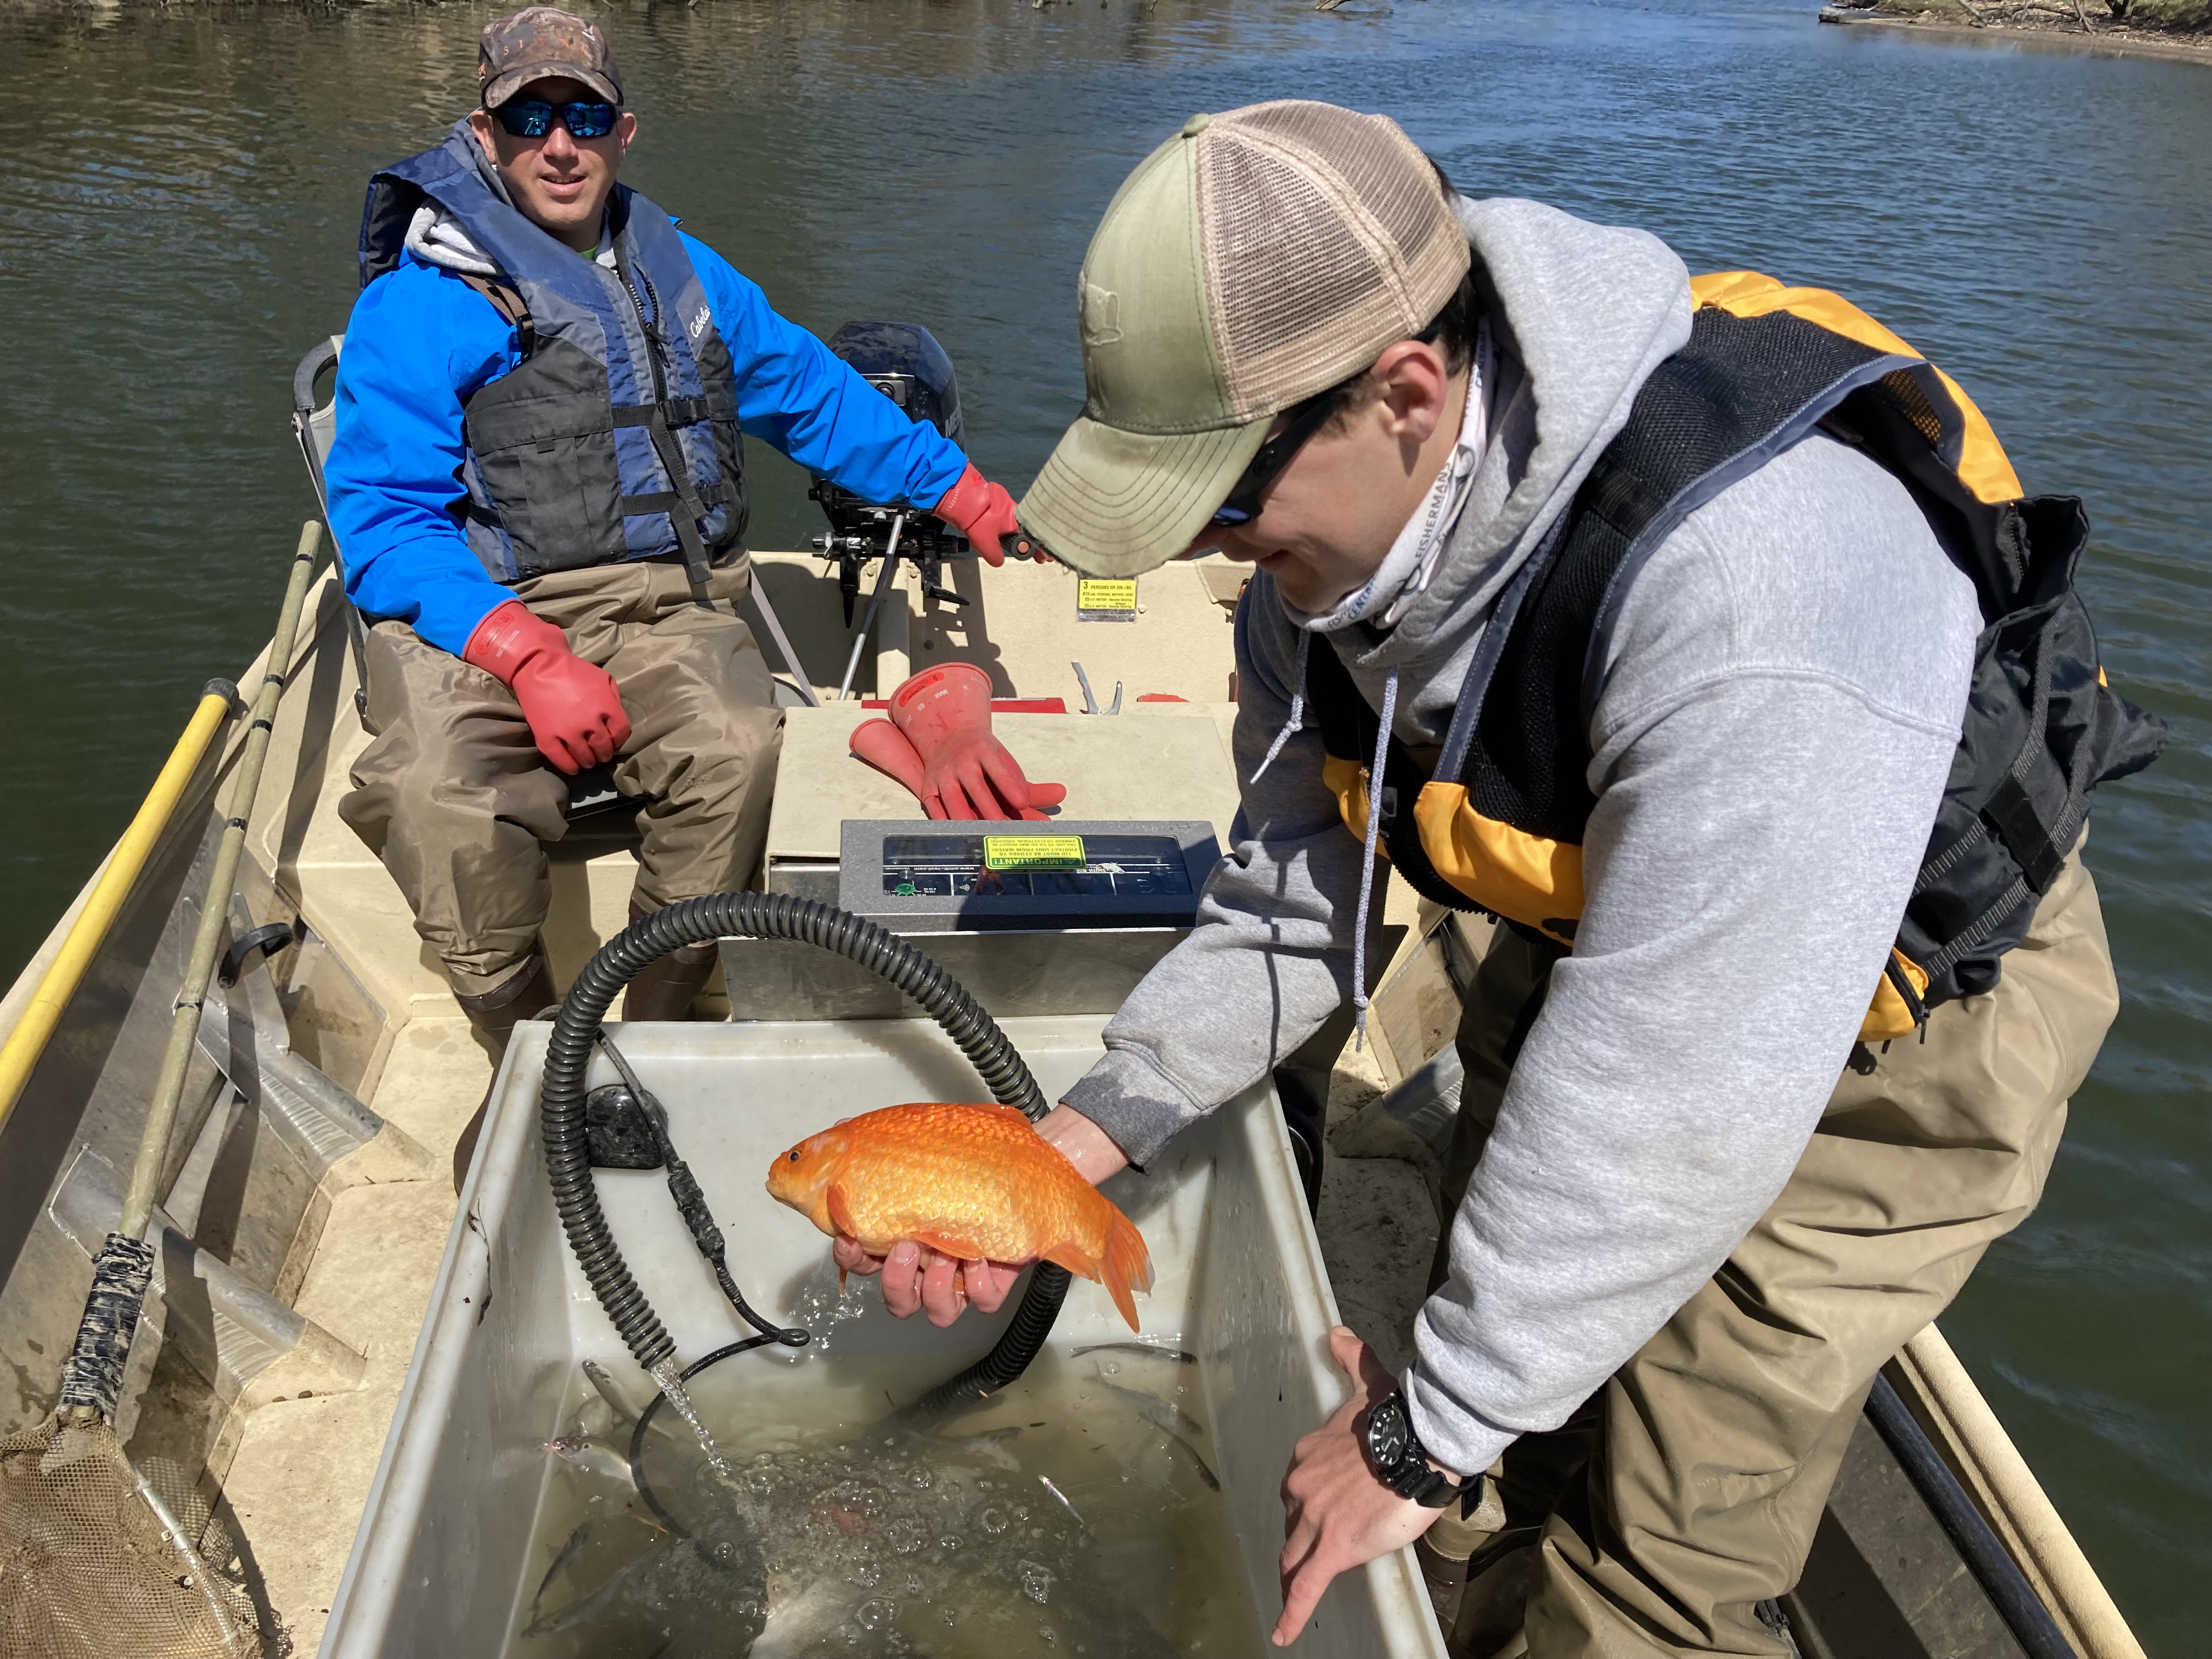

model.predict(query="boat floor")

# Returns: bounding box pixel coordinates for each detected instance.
[221,1016,484,1647]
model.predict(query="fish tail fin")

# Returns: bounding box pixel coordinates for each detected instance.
[1102,1207,1152,1333]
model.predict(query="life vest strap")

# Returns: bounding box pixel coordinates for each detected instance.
[1430,516,1559,787]
[612,395,731,430]
[618,482,737,516]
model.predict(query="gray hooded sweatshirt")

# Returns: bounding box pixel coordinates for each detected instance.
[1059,198,1982,1478]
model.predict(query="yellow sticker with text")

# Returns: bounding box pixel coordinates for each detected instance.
[984,834,1086,871]
[1076,578,1138,617]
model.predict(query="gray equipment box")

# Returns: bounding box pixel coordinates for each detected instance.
[721,819,1220,1022]
[840,818,1218,932]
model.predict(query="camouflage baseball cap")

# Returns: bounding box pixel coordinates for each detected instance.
[1018,101,1469,579]
[479,6,623,108]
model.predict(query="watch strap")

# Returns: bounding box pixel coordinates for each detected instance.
[1396,1460,1459,1508]
[1366,1393,1462,1508]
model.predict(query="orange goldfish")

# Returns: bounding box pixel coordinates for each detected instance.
[765,1102,1152,1331]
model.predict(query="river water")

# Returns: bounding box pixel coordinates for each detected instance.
[0,0,2203,1649]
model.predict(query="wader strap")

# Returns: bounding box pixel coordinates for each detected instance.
[1981,617,2092,899]
[616,396,735,585]
[1982,777,2064,896]
[458,273,537,357]
[641,415,714,586]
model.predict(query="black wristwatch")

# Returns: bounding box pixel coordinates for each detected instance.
[1362,1393,1461,1508]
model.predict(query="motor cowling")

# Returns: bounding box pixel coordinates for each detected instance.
[810,321,968,561]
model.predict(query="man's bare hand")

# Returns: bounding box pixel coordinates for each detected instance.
[832,1237,1022,1327]
[1274,1326,1452,1646]
[831,1105,1131,1327]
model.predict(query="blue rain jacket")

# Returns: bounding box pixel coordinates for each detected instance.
[326,228,970,657]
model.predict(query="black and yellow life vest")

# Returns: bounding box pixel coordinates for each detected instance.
[1310,272,2167,1041]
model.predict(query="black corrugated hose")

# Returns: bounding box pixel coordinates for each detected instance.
[540,892,1071,1423]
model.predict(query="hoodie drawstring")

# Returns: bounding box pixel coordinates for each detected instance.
[1242,629,1394,1048]
[1351,667,1400,1051]
[1249,629,1313,784]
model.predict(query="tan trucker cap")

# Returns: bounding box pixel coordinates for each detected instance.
[1019,100,1469,579]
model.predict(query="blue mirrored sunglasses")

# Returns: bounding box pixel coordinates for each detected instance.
[490,97,620,140]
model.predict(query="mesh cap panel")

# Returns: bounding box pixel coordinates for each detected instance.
[1236,99,1449,263]
[1197,100,1469,418]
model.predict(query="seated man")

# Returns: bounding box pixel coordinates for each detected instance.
[325,6,1023,1183]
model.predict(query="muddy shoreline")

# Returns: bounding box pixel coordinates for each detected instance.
[1820,3,2212,63]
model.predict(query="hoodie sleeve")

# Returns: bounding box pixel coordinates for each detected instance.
[1058,578,1369,1166]
[682,233,972,512]
[324,263,521,657]
[1402,437,1978,1479]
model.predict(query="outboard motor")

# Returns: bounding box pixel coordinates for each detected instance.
[810,321,973,621]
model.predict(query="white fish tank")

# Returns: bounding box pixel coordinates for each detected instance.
[321,1015,1445,1658]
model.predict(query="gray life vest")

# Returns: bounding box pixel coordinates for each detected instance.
[359,122,746,584]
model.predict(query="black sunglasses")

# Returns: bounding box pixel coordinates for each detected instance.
[1207,314,1449,529]
[1208,385,1353,529]
[489,97,620,140]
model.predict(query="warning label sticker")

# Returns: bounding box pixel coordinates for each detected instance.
[983,834,1087,871]
[1076,578,1138,621]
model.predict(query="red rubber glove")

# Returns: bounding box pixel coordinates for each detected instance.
[931,463,1026,568]
[849,718,930,800]
[461,600,630,775]
[885,663,1067,821]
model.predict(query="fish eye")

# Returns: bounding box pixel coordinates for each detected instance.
[787,1150,800,1162]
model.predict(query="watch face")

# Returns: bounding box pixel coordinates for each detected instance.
[1367,1396,1410,1468]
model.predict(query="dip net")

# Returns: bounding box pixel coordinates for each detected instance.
[0,1409,261,1659]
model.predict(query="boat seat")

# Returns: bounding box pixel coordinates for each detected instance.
[291,336,644,830]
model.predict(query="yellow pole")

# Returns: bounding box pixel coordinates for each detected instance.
[0,687,238,1132]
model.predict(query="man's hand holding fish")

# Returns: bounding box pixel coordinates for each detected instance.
[766,1101,1149,1331]
[830,1237,1023,1327]
[829,1104,1132,1324]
